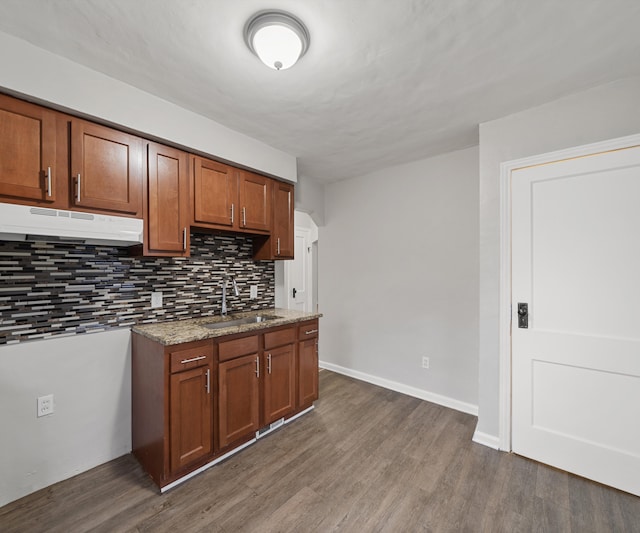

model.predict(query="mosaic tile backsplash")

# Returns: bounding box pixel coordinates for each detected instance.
[0,233,274,344]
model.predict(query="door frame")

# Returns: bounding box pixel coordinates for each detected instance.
[497,132,640,452]
[284,225,313,312]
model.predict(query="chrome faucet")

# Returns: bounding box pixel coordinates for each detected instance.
[221,273,240,316]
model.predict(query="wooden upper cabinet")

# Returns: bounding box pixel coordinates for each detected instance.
[191,158,272,235]
[0,94,57,203]
[273,181,294,258]
[239,171,271,233]
[192,156,237,229]
[253,180,294,260]
[70,119,143,217]
[145,143,189,256]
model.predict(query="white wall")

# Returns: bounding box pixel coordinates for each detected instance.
[477,75,640,438]
[0,30,296,182]
[0,329,132,507]
[295,175,325,225]
[320,146,479,412]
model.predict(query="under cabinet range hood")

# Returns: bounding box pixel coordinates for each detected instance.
[0,203,143,246]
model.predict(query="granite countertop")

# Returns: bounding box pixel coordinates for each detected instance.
[131,308,322,346]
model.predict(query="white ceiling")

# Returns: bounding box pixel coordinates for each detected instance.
[1,0,640,182]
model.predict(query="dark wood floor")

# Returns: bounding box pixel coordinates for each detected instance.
[1,370,639,532]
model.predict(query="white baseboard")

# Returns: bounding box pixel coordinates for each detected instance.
[472,428,501,450]
[319,360,478,416]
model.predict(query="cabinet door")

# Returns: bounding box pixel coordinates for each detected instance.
[192,156,237,229]
[70,119,142,216]
[170,365,213,473]
[264,343,296,424]
[218,353,260,448]
[239,171,270,232]
[0,94,57,202]
[273,181,294,258]
[146,143,189,256]
[298,338,319,408]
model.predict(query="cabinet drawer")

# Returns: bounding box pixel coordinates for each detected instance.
[264,326,296,350]
[218,334,259,362]
[298,320,319,340]
[169,341,213,373]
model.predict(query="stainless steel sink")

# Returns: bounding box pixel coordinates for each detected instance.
[202,315,280,330]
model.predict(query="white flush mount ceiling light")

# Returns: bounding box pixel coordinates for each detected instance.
[244,11,310,70]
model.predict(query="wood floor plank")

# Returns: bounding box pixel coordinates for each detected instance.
[1,370,639,532]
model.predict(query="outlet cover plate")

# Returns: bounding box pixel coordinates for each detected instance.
[422,356,430,369]
[37,394,54,417]
[151,292,163,308]
[250,286,258,299]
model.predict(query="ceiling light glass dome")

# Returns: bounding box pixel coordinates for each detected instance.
[245,11,310,70]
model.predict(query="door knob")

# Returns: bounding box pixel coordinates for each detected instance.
[517,302,528,328]
[292,288,297,298]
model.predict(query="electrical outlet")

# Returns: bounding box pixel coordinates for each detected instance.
[422,356,430,369]
[250,285,258,299]
[37,394,54,417]
[151,292,163,308]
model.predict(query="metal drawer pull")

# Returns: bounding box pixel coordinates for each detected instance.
[182,227,187,250]
[46,167,52,197]
[76,173,81,202]
[255,356,260,378]
[305,329,318,335]
[180,355,207,364]
[267,353,272,374]
[277,238,280,255]
[231,203,235,224]
[242,207,247,226]
[205,368,210,394]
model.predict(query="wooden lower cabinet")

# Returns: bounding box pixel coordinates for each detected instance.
[132,318,319,490]
[263,343,296,424]
[170,365,212,472]
[218,353,260,449]
[132,336,214,488]
[298,320,319,408]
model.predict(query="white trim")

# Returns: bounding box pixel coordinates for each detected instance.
[160,438,256,493]
[284,404,315,424]
[319,360,478,416]
[472,428,501,450]
[498,132,640,452]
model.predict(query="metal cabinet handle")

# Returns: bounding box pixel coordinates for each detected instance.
[277,238,280,256]
[205,368,210,394]
[242,207,246,227]
[46,167,52,197]
[305,329,318,335]
[255,356,260,378]
[231,204,235,224]
[267,353,272,374]
[76,173,81,202]
[182,227,187,250]
[180,355,207,364]
[315,339,319,354]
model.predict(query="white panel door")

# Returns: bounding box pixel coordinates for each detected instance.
[286,227,311,312]
[511,145,640,496]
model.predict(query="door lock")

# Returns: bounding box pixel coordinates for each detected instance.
[292,287,297,298]
[517,303,528,328]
